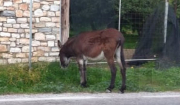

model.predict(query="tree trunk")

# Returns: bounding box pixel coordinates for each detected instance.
[61,0,70,44]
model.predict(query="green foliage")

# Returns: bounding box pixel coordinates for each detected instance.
[0,62,180,94]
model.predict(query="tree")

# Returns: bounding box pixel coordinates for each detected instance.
[70,0,116,35]
[70,0,180,36]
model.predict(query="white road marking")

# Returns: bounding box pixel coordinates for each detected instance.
[143,95,180,98]
[0,93,180,102]
[0,96,100,102]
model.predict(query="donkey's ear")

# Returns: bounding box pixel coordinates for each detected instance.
[57,40,62,49]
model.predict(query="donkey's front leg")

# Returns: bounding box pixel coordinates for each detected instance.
[106,59,117,93]
[78,59,87,87]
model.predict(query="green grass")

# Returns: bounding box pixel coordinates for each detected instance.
[0,62,180,94]
[124,35,139,49]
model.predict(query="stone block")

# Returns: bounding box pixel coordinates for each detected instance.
[0,37,9,41]
[3,27,7,31]
[42,5,50,10]
[13,0,23,3]
[1,42,10,44]
[13,24,20,28]
[54,1,60,4]
[0,0,3,6]
[18,29,25,33]
[51,47,59,51]
[3,24,12,27]
[37,47,50,51]
[0,17,7,22]
[46,35,55,40]
[19,38,29,44]
[40,42,48,46]
[32,41,40,46]
[7,19,16,23]
[22,58,28,63]
[22,0,30,3]
[34,9,43,17]
[33,2,41,10]
[38,28,51,33]
[7,6,15,11]
[40,17,51,22]
[31,57,38,62]
[35,18,40,23]
[34,33,45,40]
[0,32,11,37]
[4,1,13,6]
[9,38,16,41]
[23,11,30,17]
[20,24,29,28]
[48,11,55,17]
[0,59,8,65]
[22,46,31,52]
[16,53,26,58]
[52,17,60,22]
[1,11,15,17]
[49,52,59,56]
[12,33,20,38]
[16,10,23,17]
[33,51,44,57]
[10,48,21,53]
[8,58,21,64]
[50,5,59,11]
[48,41,54,47]
[34,22,46,27]
[0,45,8,52]
[56,23,60,27]
[46,57,56,62]
[33,3,40,10]
[2,53,13,58]
[8,28,17,32]
[17,18,27,23]
[46,22,55,27]
[55,11,60,16]
[19,4,28,10]
[10,42,16,46]
[41,1,49,5]
[24,29,37,33]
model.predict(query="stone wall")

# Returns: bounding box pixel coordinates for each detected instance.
[0,0,62,64]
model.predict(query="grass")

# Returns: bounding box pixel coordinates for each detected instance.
[124,35,139,49]
[0,62,180,95]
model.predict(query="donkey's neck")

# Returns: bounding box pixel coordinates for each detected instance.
[62,40,77,58]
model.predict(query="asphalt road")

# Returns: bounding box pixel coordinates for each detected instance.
[0,92,180,105]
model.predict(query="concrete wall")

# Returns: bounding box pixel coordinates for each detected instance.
[0,0,62,64]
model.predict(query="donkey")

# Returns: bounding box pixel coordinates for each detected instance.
[57,28,126,93]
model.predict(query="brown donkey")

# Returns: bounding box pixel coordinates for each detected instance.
[58,28,126,93]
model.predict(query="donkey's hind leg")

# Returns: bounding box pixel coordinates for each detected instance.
[115,46,126,93]
[106,58,117,93]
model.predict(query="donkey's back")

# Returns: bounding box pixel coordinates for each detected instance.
[74,28,125,60]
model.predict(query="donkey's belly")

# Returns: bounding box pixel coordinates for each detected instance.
[83,51,105,61]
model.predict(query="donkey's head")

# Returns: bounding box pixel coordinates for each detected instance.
[57,40,70,68]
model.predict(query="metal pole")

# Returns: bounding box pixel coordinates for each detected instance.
[118,0,122,31]
[29,0,33,70]
[164,0,169,44]
[59,0,62,42]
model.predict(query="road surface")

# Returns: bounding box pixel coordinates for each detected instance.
[0,92,180,105]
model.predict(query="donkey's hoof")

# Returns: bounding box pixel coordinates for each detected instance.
[80,84,87,88]
[119,86,126,93]
[119,89,125,94]
[106,89,111,93]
